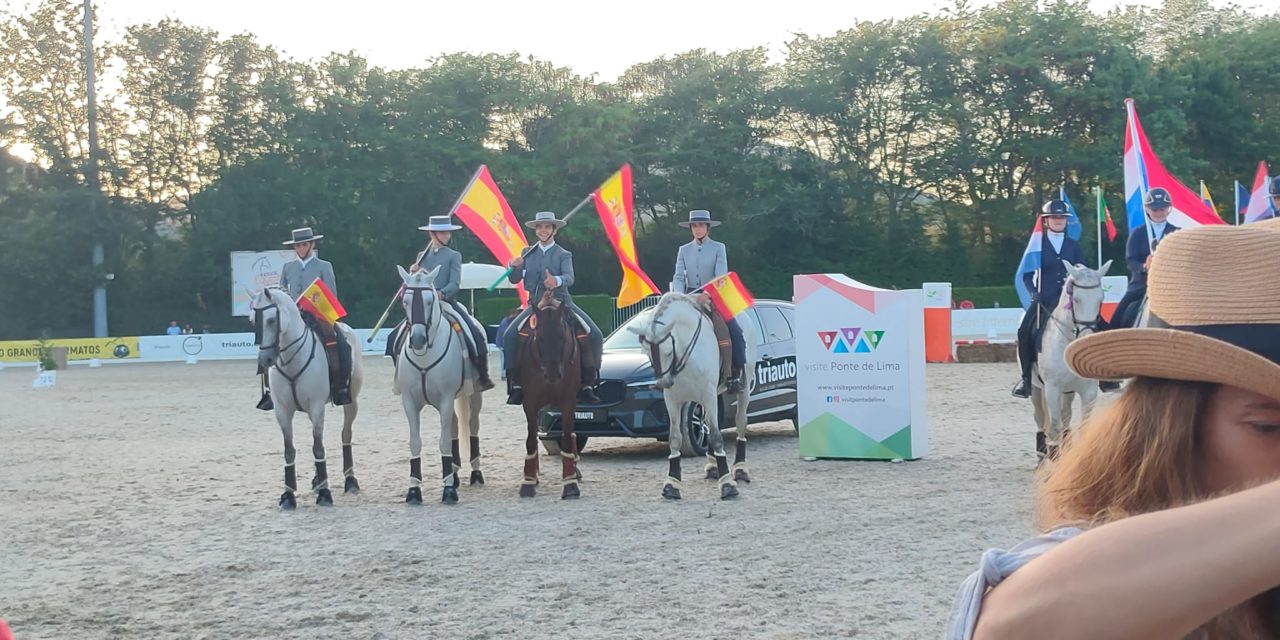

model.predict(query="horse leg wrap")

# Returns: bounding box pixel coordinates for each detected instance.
[560,451,577,484]
[451,439,462,473]
[469,436,481,470]
[409,456,422,487]
[441,456,456,488]
[342,444,354,478]
[667,456,682,484]
[735,439,747,464]
[715,455,733,486]
[312,459,329,491]
[522,452,539,484]
[284,463,297,494]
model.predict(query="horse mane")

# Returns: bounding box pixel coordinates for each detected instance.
[651,293,702,325]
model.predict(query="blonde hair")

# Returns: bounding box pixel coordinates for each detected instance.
[1037,377,1280,638]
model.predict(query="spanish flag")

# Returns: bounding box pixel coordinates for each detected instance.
[705,272,754,321]
[592,164,659,308]
[297,277,347,325]
[450,165,530,305]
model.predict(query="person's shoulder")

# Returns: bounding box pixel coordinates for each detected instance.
[711,239,727,250]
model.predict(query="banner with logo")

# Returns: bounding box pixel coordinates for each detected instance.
[231,250,296,317]
[0,336,140,363]
[793,274,928,460]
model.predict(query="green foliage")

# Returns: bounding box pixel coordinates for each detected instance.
[1,0,1274,339]
[952,286,1022,310]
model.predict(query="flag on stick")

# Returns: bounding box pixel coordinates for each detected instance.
[592,164,660,308]
[297,277,347,325]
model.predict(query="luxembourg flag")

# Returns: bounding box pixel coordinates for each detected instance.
[1013,186,1083,309]
[1243,161,1274,224]
[1123,98,1225,231]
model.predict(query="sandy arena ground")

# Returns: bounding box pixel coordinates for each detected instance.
[1,357,1056,639]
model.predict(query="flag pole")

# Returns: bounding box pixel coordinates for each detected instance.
[1235,180,1241,226]
[367,166,486,342]
[485,192,594,292]
[1095,185,1103,269]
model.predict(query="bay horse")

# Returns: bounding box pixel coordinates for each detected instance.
[1031,259,1111,459]
[393,265,485,505]
[628,293,756,500]
[516,290,583,499]
[251,287,364,509]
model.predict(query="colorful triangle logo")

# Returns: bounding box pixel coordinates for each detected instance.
[854,338,872,353]
[833,339,851,354]
[840,327,861,345]
[866,331,885,349]
[817,331,838,350]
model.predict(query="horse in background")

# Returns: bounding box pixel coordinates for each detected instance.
[251,287,364,509]
[628,292,757,500]
[393,265,485,505]
[1032,259,1111,460]
[514,291,583,499]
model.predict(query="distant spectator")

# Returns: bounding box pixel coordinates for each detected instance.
[183,324,194,335]
[202,324,211,334]
[165,321,182,336]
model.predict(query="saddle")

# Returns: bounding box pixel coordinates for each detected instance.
[513,308,600,383]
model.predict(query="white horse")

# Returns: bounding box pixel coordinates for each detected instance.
[1032,259,1111,458]
[393,265,485,505]
[628,293,758,500]
[251,287,364,509]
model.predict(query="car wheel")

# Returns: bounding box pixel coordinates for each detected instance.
[541,435,588,456]
[679,403,710,458]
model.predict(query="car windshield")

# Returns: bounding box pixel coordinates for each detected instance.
[603,308,656,350]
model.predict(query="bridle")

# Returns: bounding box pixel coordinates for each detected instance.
[1052,277,1103,339]
[400,284,461,399]
[642,298,706,388]
[254,289,318,408]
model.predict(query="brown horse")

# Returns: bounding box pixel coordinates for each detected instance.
[517,291,583,499]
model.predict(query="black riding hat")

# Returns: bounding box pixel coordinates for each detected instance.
[1041,199,1070,217]
[1143,187,1173,209]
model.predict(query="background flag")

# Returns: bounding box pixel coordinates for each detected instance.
[1123,99,1225,230]
[592,164,660,308]
[1098,190,1117,242]
[1236,180,1251,223]
[1200,180,1216,211]
[1243,161,1274,224]
[450,165,529,305]
[297,277,346,324]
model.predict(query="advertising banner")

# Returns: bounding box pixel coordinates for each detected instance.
[0,337,140,363]
[231,250,296,317]
[794,274,928,460]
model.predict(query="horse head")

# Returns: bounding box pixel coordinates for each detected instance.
[627,292,702,389]
[251,287,292,372]
[397,264,441,353]
[1059,258,1111,322]
[531,290,571,383]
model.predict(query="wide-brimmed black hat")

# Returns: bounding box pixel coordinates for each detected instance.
[282,227,324,246]
[677,210,721,228]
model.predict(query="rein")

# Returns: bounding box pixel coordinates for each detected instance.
[401,284,462,400]
[529,305,578,383]
[646,299,708,387]
[256,297,320,409]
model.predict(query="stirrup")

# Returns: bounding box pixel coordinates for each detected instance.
[256,391,274,411]
[1011,379,1031,398]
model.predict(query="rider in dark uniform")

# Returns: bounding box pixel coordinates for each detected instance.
[1011,200,1086,399]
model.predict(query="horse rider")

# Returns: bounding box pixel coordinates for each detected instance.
[672,209,747,394]
[277,226,353,406]
[1108,187,1179,332]
[384,214,495,391]
[502,211,603,405]
[1011,200,1086,399]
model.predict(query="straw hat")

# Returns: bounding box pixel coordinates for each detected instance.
[1066,223,1280,401]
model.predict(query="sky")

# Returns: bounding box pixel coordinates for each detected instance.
[3,0,1186,82]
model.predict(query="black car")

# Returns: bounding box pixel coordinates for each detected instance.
[539,299,799,456]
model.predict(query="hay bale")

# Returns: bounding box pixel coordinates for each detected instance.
[955,342,1016,363]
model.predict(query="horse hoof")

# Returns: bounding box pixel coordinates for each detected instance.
[662,485,682,500]
[519,484,537,498]
[734,469,751,483]
[405,487,423,505]
[279,492,296,510]
[706,468,720,480]
[442,486,459,504]
[574,468,583,481]
[720,483,739,500]
[316,489,333,506]
[344,476,360,494]
[561,483,580,500]
[470,470,485,486]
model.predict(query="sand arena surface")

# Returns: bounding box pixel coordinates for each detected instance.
[1,359,1047,639]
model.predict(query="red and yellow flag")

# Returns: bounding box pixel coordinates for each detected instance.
[450,165,529,305]
[592,164,659,308]
[705,272,755,321]
[297,277,347,325]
